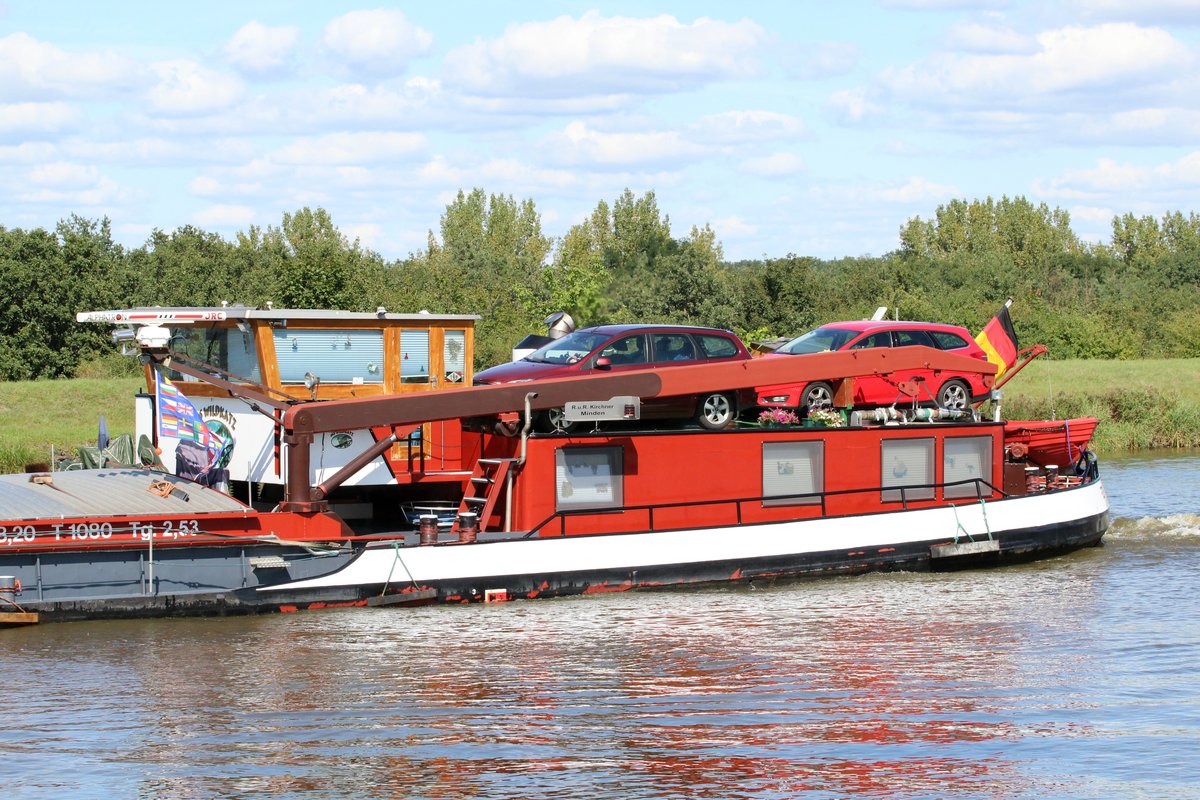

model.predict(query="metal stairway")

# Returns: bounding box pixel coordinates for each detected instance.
[455,458,518,532]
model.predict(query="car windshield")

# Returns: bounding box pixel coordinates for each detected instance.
[523,331,611,364]
[777,327,859,355]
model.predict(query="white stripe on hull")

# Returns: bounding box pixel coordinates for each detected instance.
[264,480,1108,593]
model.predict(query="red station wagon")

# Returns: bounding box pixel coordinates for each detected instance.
[756,320,992,412]
[474,324,753,432]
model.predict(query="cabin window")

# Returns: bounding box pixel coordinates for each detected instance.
[652,333,697,363]
[401,329,430,384]
[697,334,738,358]
[555,446,623,510]
[881,438,934,501]
[444,330,466,384]
[943,435,993,498]
[274,329,384,384]
[762,441,823,506]
[165,325,260,383]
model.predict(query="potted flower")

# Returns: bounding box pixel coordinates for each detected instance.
[804,407,846,428]
[757,408,801,428]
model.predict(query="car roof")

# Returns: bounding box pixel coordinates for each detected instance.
[577,323,738,336]
[819,320,971,334]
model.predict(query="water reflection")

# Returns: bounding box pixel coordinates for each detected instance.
[3,453,1200,799]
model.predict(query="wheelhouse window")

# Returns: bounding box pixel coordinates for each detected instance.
[763,441,823,506]
[166,325,260,383]
[443,329,466,384]
[400,329,430,384]
[881,438,935,502]
[944,435,993,499]
[556,446,623,511]
[275,329,384,384]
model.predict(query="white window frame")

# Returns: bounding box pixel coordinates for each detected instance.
[763,441,824,506]
[555,446,624,511]
[943,435,993,499]
[881,438,935,502]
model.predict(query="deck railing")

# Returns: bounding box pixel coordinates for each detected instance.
[522,476,1010,540]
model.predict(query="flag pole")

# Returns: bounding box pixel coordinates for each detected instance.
[153,364,161,450]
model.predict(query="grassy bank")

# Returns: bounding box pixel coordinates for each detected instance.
[1,359,1197,472]
[998,358,1200,453]
[0,377,141,473]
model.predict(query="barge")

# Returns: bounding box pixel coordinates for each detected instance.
[0,313,1107,623]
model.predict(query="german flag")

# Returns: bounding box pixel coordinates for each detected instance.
[975,304,1019,378]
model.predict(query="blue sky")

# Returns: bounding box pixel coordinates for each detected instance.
[2,1,1199,262]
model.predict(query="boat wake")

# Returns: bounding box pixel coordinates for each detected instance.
[1108,513,1200,541]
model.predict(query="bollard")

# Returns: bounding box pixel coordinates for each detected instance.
[418,514,439,546]
[457,511,479,544]
[1024,466,1042,494]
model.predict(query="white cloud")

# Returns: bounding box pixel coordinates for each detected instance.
[826,88,885,124]
[341,222,383,248]
[321,9,433,78]
[945,21,1037,53]
[17,175,125,206]
[712,215,758,237]
[882,23,1191,107]
[0,32,141,101]
[269,132,427,165]
[66,137,256,165]
[789,41,860,78]
[444,11,767,97]
[1069,204,1115,228]
[1037,152,1200,201]
[0,101,79,133]
[194,204,256,227]
[1073,0,1200,24]
[147,60,245,115]
[541,121,707,167]
[29,161,98,186]
[740,153,806,176]
[877,176,959,203]
[0,142,57,162]
[225,21,300,75]
[189,175,221,195]
[693,110,807,144]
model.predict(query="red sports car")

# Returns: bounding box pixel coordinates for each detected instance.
[756,320,992,411]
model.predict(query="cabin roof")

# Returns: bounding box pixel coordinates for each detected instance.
[79,306,480,324]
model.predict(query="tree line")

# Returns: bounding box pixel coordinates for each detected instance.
[1,191,1198,381]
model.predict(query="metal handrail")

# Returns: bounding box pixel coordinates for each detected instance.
[522,476,1008,539]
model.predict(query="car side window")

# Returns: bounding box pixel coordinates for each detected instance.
[652,333,697,363]
[929,331,970,350]
[849,332,892,349]
[894,329,935,348]
[598,334,649,366]
[697,334,738,359]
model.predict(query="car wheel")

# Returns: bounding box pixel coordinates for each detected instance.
[800,381,834,410]
[697,392,735,430]
[936,379,970,411]
[539,408,578,434]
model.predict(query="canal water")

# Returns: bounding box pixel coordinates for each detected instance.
[2,452,1198,800]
